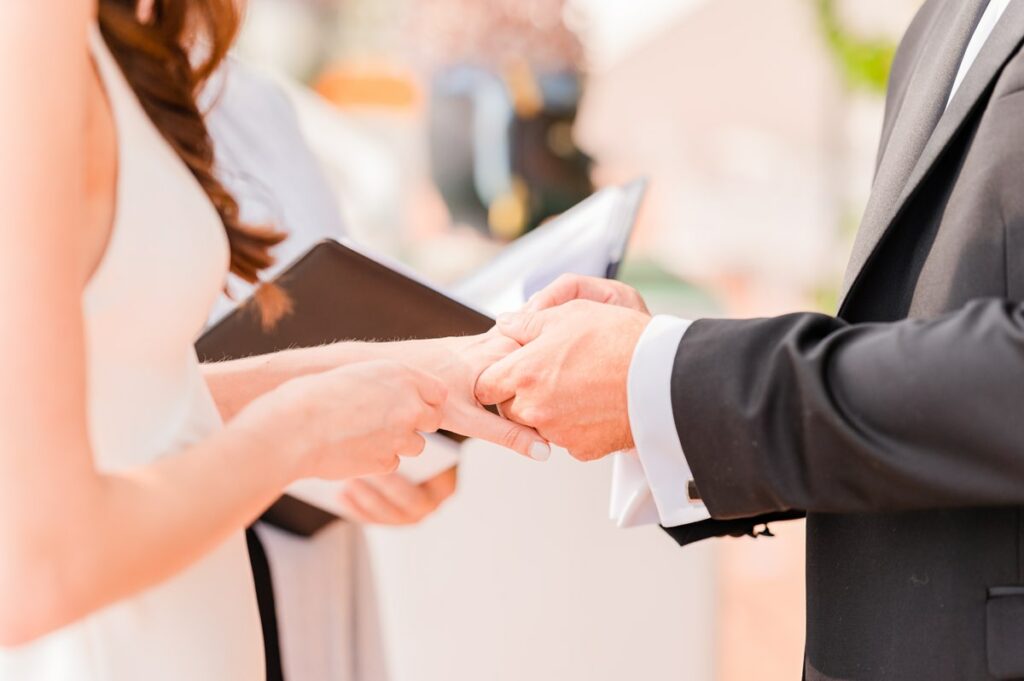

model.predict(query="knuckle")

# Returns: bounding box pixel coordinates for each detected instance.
[378,454,401,474]
[564,298,589,313]
[401,400,424,427]
[502,403,525,425]
[421,399,442,426]
[516,369,537,391]
[516,405,546,428]
[534,405,559,430]
[553,273,579,290]
[628,293,648,312]
[500,424,524,450]
[402,434,427,457]
[473,380,492,405]
[519,315,538,336]
[490,335,519,354]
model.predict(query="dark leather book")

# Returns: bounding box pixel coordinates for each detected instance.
[196,239,494,537]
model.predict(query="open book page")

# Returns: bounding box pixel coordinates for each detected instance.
[454,179,646,316]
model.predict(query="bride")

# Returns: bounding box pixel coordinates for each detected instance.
[0,2,548,679]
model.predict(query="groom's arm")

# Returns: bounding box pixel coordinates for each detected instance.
[623,314,805,545]
[478,283,1024,533]
[670,300,1024,519]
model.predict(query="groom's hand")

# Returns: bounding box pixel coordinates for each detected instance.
[475,300,650,461]
[397,334,551,461]
[526,274,650,314]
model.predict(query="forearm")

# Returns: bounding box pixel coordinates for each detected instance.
[203,339,455,421]
[675,299,1024,518]
[2,421,297,645]
[204,341,382,421]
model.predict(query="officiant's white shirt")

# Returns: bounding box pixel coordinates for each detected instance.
[615,0,1013,528]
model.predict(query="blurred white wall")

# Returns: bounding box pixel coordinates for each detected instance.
[367,441,717,681]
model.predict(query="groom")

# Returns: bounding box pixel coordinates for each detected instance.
[477,1,1024,679]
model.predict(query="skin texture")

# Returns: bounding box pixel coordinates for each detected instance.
[525,272,650,315]
[476,287,651,461]
[0,2,543,647]
[202,332,550,462]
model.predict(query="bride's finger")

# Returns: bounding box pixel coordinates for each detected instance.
[457,405,550,461]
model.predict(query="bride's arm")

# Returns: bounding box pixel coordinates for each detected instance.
[203,336,552,461]
[0,5,443,647]
[203,341,380,421]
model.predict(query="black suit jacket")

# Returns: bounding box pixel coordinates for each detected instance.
[666,2,1024,679]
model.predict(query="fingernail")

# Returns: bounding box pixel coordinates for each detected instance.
[529,441,551,462]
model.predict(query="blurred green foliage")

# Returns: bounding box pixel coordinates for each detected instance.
[815,0,897,94]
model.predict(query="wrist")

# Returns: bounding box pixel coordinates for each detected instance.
[316,339,422,372]
[217,416,303,490]
[292,341,369,373]
[618,311,651,449]
[225,379,314,484]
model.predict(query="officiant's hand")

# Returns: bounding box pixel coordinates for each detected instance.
[336,468,458,526]
[476,299,650,461]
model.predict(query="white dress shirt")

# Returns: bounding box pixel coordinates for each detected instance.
[613,0,1013,528]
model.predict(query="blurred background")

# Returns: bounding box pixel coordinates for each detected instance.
[232,1,922,679]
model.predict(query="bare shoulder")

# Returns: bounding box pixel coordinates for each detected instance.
[0,0,95,272]
[0,1,95,89]
[0,1,95,37]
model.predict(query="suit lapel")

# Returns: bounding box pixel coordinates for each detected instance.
[872,0,950,178]
[838,0,1024,306]
[893,2,1024,226]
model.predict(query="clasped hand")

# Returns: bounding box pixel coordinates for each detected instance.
[475,275,652,461]
[228,274,650,486]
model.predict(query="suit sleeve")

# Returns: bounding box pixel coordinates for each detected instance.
[673,298,1024,519]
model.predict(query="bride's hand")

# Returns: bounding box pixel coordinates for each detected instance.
[231,360,447,481]
[397,333,551,461]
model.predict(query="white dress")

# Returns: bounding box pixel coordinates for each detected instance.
[0,25,265,681]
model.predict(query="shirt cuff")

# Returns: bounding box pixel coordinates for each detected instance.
[612,315,710,528]
[609,453,661,528]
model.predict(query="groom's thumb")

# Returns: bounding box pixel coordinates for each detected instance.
[497,310,545,345]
